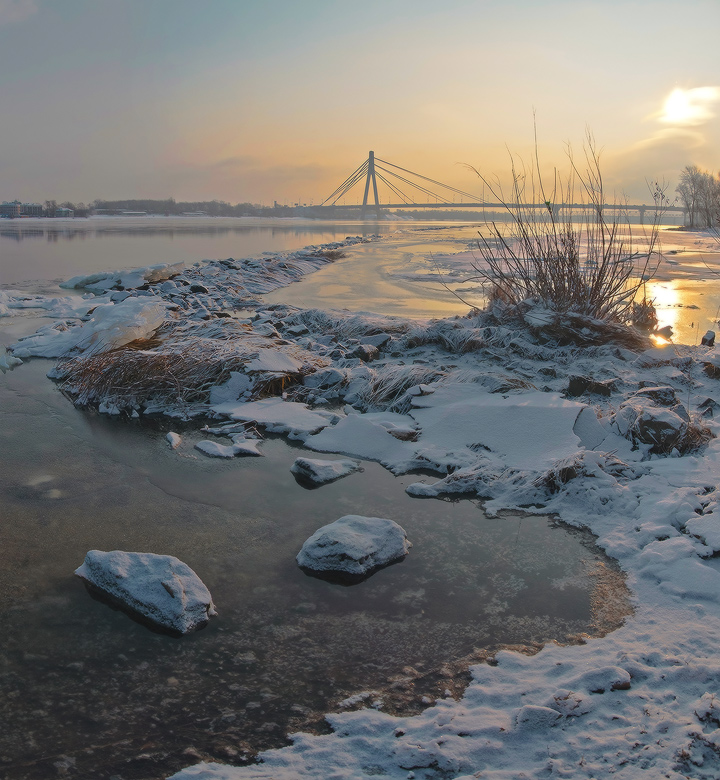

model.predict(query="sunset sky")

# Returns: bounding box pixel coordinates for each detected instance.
[1,0,719,206]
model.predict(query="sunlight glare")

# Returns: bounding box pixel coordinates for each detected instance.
[659,87,720,126]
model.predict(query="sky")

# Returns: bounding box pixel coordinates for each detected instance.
[0,0,719,207]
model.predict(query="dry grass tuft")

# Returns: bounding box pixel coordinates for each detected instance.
[319,249,347,260]
[352,365,446,412]
[56,333,328,411]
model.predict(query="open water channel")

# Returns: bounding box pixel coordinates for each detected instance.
[0,218,649,778]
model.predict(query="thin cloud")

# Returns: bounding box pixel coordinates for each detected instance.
[0,0,37,27]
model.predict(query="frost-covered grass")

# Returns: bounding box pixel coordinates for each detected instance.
[54,324,328,410]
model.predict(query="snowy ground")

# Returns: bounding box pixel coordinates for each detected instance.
[5,230,720,779]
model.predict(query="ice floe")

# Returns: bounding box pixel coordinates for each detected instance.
[290,456,362,485]
[195,437,263,458]
[212,397,338,439]
[10,296,170,358]
[60,262,185,293]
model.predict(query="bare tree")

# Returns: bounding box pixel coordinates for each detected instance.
[698,172,720,228]
[676,165,705,227]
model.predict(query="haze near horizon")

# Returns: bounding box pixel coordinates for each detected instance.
[1,0,718,207]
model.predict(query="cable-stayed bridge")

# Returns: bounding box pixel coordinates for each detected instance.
[319,151,684,221]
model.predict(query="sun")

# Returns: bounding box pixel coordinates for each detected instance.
[658,86,720,126]
[659,89,693,124]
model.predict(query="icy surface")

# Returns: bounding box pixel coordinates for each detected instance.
[10,297,169,358]
[212,398,337,438]
[195,438,263,458]
[290,456,362,485]
[74,550,217,635]
[296,515,411,575]
[59,262,185,293]
[408,386,584,471]
[0,348,23,373]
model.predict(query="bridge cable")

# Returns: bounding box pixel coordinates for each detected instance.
[375,157,485,202]
[374,172,415,204]
[374,164,452,203]
[322,160,369,205]
[322,163,368,205]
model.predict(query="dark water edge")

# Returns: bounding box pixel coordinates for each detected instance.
[0,349,632,780]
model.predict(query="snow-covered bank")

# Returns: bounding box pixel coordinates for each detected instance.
[6,232,720,778]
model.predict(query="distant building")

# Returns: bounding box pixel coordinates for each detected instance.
[54,207,74,218]
[1,201,48,217]
[1,200,22,217]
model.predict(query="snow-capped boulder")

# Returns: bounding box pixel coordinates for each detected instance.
[352,344,379,362]
[613,397,689,454]
[75,550,217,635]
[290,457,362,485]
[362,332,392,349]
[297,515,411,579]
[634,385,678,406]
[514,704,561,730]
[303,367,347,390]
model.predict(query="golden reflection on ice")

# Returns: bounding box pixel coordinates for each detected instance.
[644,280,682,332]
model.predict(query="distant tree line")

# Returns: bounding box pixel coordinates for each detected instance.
[90,198,275,217]
[676,166,720,228]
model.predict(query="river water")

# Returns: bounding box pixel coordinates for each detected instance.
[0,217,650,779]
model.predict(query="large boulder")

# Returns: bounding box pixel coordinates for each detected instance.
[633,385,678,406]
[613,398,689,454]
[566,375,618,397]
[75,550,217,635]
[297,515,411,581]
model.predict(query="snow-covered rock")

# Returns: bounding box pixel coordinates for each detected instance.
[290,457,362,485]
[166,432,182,449]
[613,397,689,453]
[74,550,217,634]
[296,515,411,578]
[303,367,347,390]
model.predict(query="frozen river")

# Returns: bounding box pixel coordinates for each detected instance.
[3,216,720,340]
[0,218,633,778]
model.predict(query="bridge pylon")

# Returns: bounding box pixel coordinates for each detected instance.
[360,151,382,220]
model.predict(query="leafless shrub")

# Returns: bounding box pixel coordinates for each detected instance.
[465,130,668,326]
